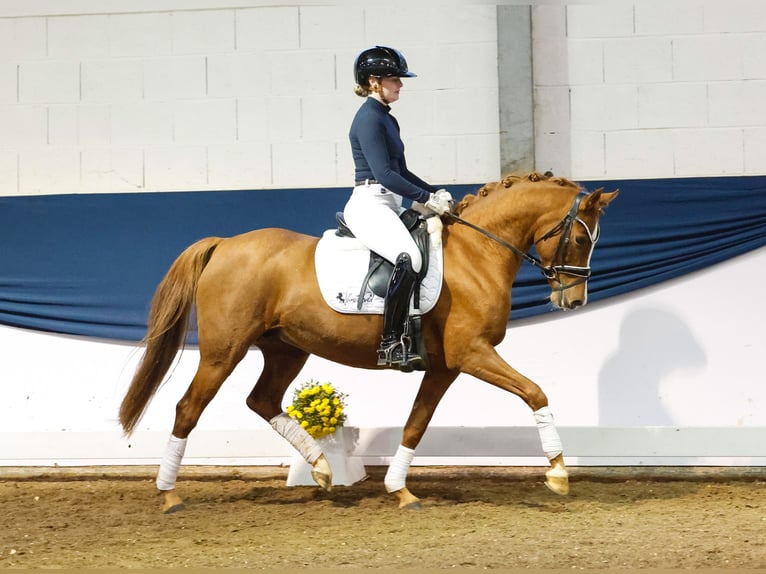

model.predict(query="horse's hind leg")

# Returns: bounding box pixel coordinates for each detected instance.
[245,338,333,491]
[157,347,249,513]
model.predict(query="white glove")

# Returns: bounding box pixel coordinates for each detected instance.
[424,189,453,215]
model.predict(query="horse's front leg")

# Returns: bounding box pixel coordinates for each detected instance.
[459,343,569,495]
[386,370,458,509]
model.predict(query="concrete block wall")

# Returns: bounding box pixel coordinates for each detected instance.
[533,1,766,180]
[0,2,499,196]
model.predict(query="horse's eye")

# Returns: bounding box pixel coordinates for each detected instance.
[575,236,588,246]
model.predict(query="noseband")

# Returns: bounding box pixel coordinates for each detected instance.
[447,193,600,293]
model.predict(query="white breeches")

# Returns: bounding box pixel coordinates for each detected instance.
[343,183,423,273]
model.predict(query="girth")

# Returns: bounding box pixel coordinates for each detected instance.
[335,209,431,310]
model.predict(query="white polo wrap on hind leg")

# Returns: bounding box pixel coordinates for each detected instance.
[533,406,563,460]
[270,412,322,464]
[156,434,188,491]
[384,444,415,493]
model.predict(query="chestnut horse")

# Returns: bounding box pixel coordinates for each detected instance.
[119,172,618,512]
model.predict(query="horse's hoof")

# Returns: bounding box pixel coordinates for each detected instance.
[163,502,186,514]
[311,455,333,492]
[161,490,186,514]
[402,500,423,510]
[544,463,570,496]
[311,469,332,492]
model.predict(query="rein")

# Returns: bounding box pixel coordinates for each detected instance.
[446,193,598,290]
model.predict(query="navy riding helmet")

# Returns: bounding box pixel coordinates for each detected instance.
[354,46,417,86]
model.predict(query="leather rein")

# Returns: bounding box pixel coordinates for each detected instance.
[446,193,600,292]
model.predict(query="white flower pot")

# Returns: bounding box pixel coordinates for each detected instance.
[286,426,368,487]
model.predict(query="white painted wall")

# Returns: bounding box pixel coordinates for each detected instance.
[0,1,500,195]
[534,1,766,179]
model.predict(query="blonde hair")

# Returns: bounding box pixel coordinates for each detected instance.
[354,84,372,97]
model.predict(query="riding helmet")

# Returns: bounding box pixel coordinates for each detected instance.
[354,46,417,86]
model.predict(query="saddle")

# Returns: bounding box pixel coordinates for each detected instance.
[334,209,431,311]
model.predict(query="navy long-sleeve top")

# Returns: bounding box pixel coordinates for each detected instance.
[349,97,436,204]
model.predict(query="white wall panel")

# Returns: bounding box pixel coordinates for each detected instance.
[18,60,80,104]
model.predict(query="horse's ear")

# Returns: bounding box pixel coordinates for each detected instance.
[583,189,619,214]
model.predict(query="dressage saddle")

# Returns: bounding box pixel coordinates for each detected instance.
[334,209,431,311]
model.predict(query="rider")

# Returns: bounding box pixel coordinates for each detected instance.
[343,45,453,371]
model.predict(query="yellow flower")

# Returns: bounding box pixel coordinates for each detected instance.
[288,380,347,439]
[300,420,308,428]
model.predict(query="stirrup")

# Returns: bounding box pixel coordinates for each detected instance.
[377,335,425,372]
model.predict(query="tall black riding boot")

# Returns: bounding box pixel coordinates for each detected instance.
[377,253,424,372]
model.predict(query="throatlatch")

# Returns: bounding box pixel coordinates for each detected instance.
[377,252,427,372]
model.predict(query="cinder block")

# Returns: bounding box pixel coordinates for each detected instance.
[635,1,703,35]
[709,81,766,127]
[673,36,745,81]
[604,38,672,84]
[403,45,460,92]
[454,42,498,90]
[743,34,766,79]
[456,133,500,184]
[144,145,207,191]
[48,15,109,58]
[108,12,172,57]
[302,94,353,141]
[432,88,498,135]
[0,63,16,103]
[570,130,605,179]
[299,6,364,49]
[18,60,80,104]
[535,86,571,136]
[744,127,766,173]
[532,6,569,87]
[568,39,604,85]
[270,51,335,96]
[238,96,300,143]
[0,18,46,60]
[272,140,336,187]
[401,135,457,184]
[604,130,675,178]
[82,59,143,103]
[673,128,744,176]
[570,85,638,131]
[78,104,111,145]
[236,7,299,52]
[81,148,144,192]
[207,53,269,98]
[638,83,706,128]
[385,91,435,137]
[18,147,81,195]
[208,143,272,189]
[0,105,46,145]
[364,5,441,45]
[48,105,78,145]
[535,131,571,177]
[111,102,173,145]
[173,99,237,144]
[172,10,235,55]
[440,4,497,44]
[0,150,18,195]
[566,5,635,38]
[144,56,206,101]
[704,0,766,33]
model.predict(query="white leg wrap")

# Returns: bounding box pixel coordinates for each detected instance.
[270,413,323,465]
[384,444,415,493]
[534,406,563,460]
[156,435,187,491]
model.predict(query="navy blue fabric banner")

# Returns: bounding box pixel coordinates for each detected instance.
[1,176,765,342]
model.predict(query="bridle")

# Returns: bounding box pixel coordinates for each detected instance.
[446,192,600,293]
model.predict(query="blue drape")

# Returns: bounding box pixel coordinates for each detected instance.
[1,176,764,341]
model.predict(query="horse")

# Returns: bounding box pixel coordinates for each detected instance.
[118,171,618,513]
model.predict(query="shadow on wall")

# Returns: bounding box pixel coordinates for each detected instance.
[598,307,706,426]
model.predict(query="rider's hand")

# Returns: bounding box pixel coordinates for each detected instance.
[424,189,453,215]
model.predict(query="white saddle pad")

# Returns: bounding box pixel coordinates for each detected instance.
[314,217,444,315]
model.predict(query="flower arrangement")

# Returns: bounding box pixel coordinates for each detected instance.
[287,380,347,439]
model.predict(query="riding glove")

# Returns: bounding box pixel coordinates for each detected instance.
[424,189,453,215]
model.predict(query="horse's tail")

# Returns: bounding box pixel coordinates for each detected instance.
[119,236,223,435]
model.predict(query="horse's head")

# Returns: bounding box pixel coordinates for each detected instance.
[533,187,619,310]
